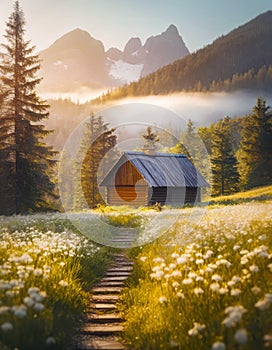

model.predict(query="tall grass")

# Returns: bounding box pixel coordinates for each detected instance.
[0,213,112,349]
[120,202,272,350]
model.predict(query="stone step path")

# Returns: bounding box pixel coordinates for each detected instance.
[77,251,134,350]
[111,229,138,249]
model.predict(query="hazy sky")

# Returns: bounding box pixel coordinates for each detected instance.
[0,0,271,52]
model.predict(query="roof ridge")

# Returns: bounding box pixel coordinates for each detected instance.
[124,151,187,158]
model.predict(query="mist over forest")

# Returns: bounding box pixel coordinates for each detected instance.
[45,90,271,151]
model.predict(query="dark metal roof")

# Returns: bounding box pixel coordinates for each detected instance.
[100,151,209,187]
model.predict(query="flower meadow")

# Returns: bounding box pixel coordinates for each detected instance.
[120,202,272,350]
[0,214,112,349]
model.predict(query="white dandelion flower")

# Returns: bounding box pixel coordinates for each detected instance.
[0,306,10,315]
[159,296,167,304]
[58,280,68,287]
[194,287,204,295]
[169,263,177,269]
[34,303,45,312]
[211,341,226,350]
[249,265,259,273]
[251,286,261,295]
[12,305,27,318]
[46,336,56,345]
[0,322,13,332]
[231,289,241,296]
[182,278,193,285]
[212,274,222,282]
[219,287,228,295]
[210,283,220,292]
[234,329,248,345]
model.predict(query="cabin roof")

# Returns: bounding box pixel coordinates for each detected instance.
[100,151,209,188]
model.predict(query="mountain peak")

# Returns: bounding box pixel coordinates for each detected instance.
[45,28,105,55]
[124,37,142,54]
[165,24,179,35]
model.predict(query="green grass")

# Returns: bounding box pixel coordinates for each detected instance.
[1,187,271,349]
[0,213,113,350]
[208,185,272,206]
[119,201,272,350]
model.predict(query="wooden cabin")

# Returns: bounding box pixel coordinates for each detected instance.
[100,152,209,207]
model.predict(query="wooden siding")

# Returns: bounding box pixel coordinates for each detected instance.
[115,161,143,186]
[104,158,203,206]
[107,186,148,206]
[149,187,200,206]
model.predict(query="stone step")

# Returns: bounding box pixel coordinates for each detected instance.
[98,281,125,287]
[81,324,123,335]
[112,242,136,245]
[92,287,122,294]
[110,261,134,267]
[111,262,133,266]
[90,303,117,311]
[86,313,123,323]
[112,239,136,242]
[101,276,128,282]
[91,295,119,302]
[105,272,131,277]
[107,267,133,273]
[112,244,135,248]
[112,257,132,261]
[113,253,127,257]
[112,239,135,242]
[78,337,125,350]
[111,261,132,267]
[110,265,133,270]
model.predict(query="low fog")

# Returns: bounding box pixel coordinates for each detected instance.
[94,90,271,127]
[44,90,272,151]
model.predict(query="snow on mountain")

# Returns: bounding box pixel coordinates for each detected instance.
[108,59,143,84]
[39,25,189,93]
[107,24,189,79]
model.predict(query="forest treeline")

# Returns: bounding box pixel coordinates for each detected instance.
[0,3,271,215]
[173,98,272,196]
[93,11,272,104]
[59,97,272,211]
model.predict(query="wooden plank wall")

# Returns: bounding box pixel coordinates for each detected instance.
[107,186,148,206]
[150,187,200,206]
[115,161,143,186]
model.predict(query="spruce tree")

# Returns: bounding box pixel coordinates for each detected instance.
[0,1,56,214]
[0,89,15,214]
[171,120,209,178]
[141,126,159,152]
[170,120,196,160]
[210,117,240,196]
[238,98,272,189]
[73,114,116,210]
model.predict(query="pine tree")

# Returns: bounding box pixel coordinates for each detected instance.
[170,120,195,159]
[238,98,272,189]
[0,1,57,214]
[210,117,240,196]
[73,114,116,210]
[170,120,211,184]
[141,126,159,152]
[0,89,14,214]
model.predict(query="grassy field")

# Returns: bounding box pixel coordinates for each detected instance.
[1,186,271,349]
[208,185,272,206]
[0,213,112,349]
[118,187,272,350]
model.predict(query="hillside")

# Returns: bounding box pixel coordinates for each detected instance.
[93,11,272,103]
[208,185,272,206]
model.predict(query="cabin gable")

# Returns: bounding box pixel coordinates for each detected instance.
[106,160,149,206]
